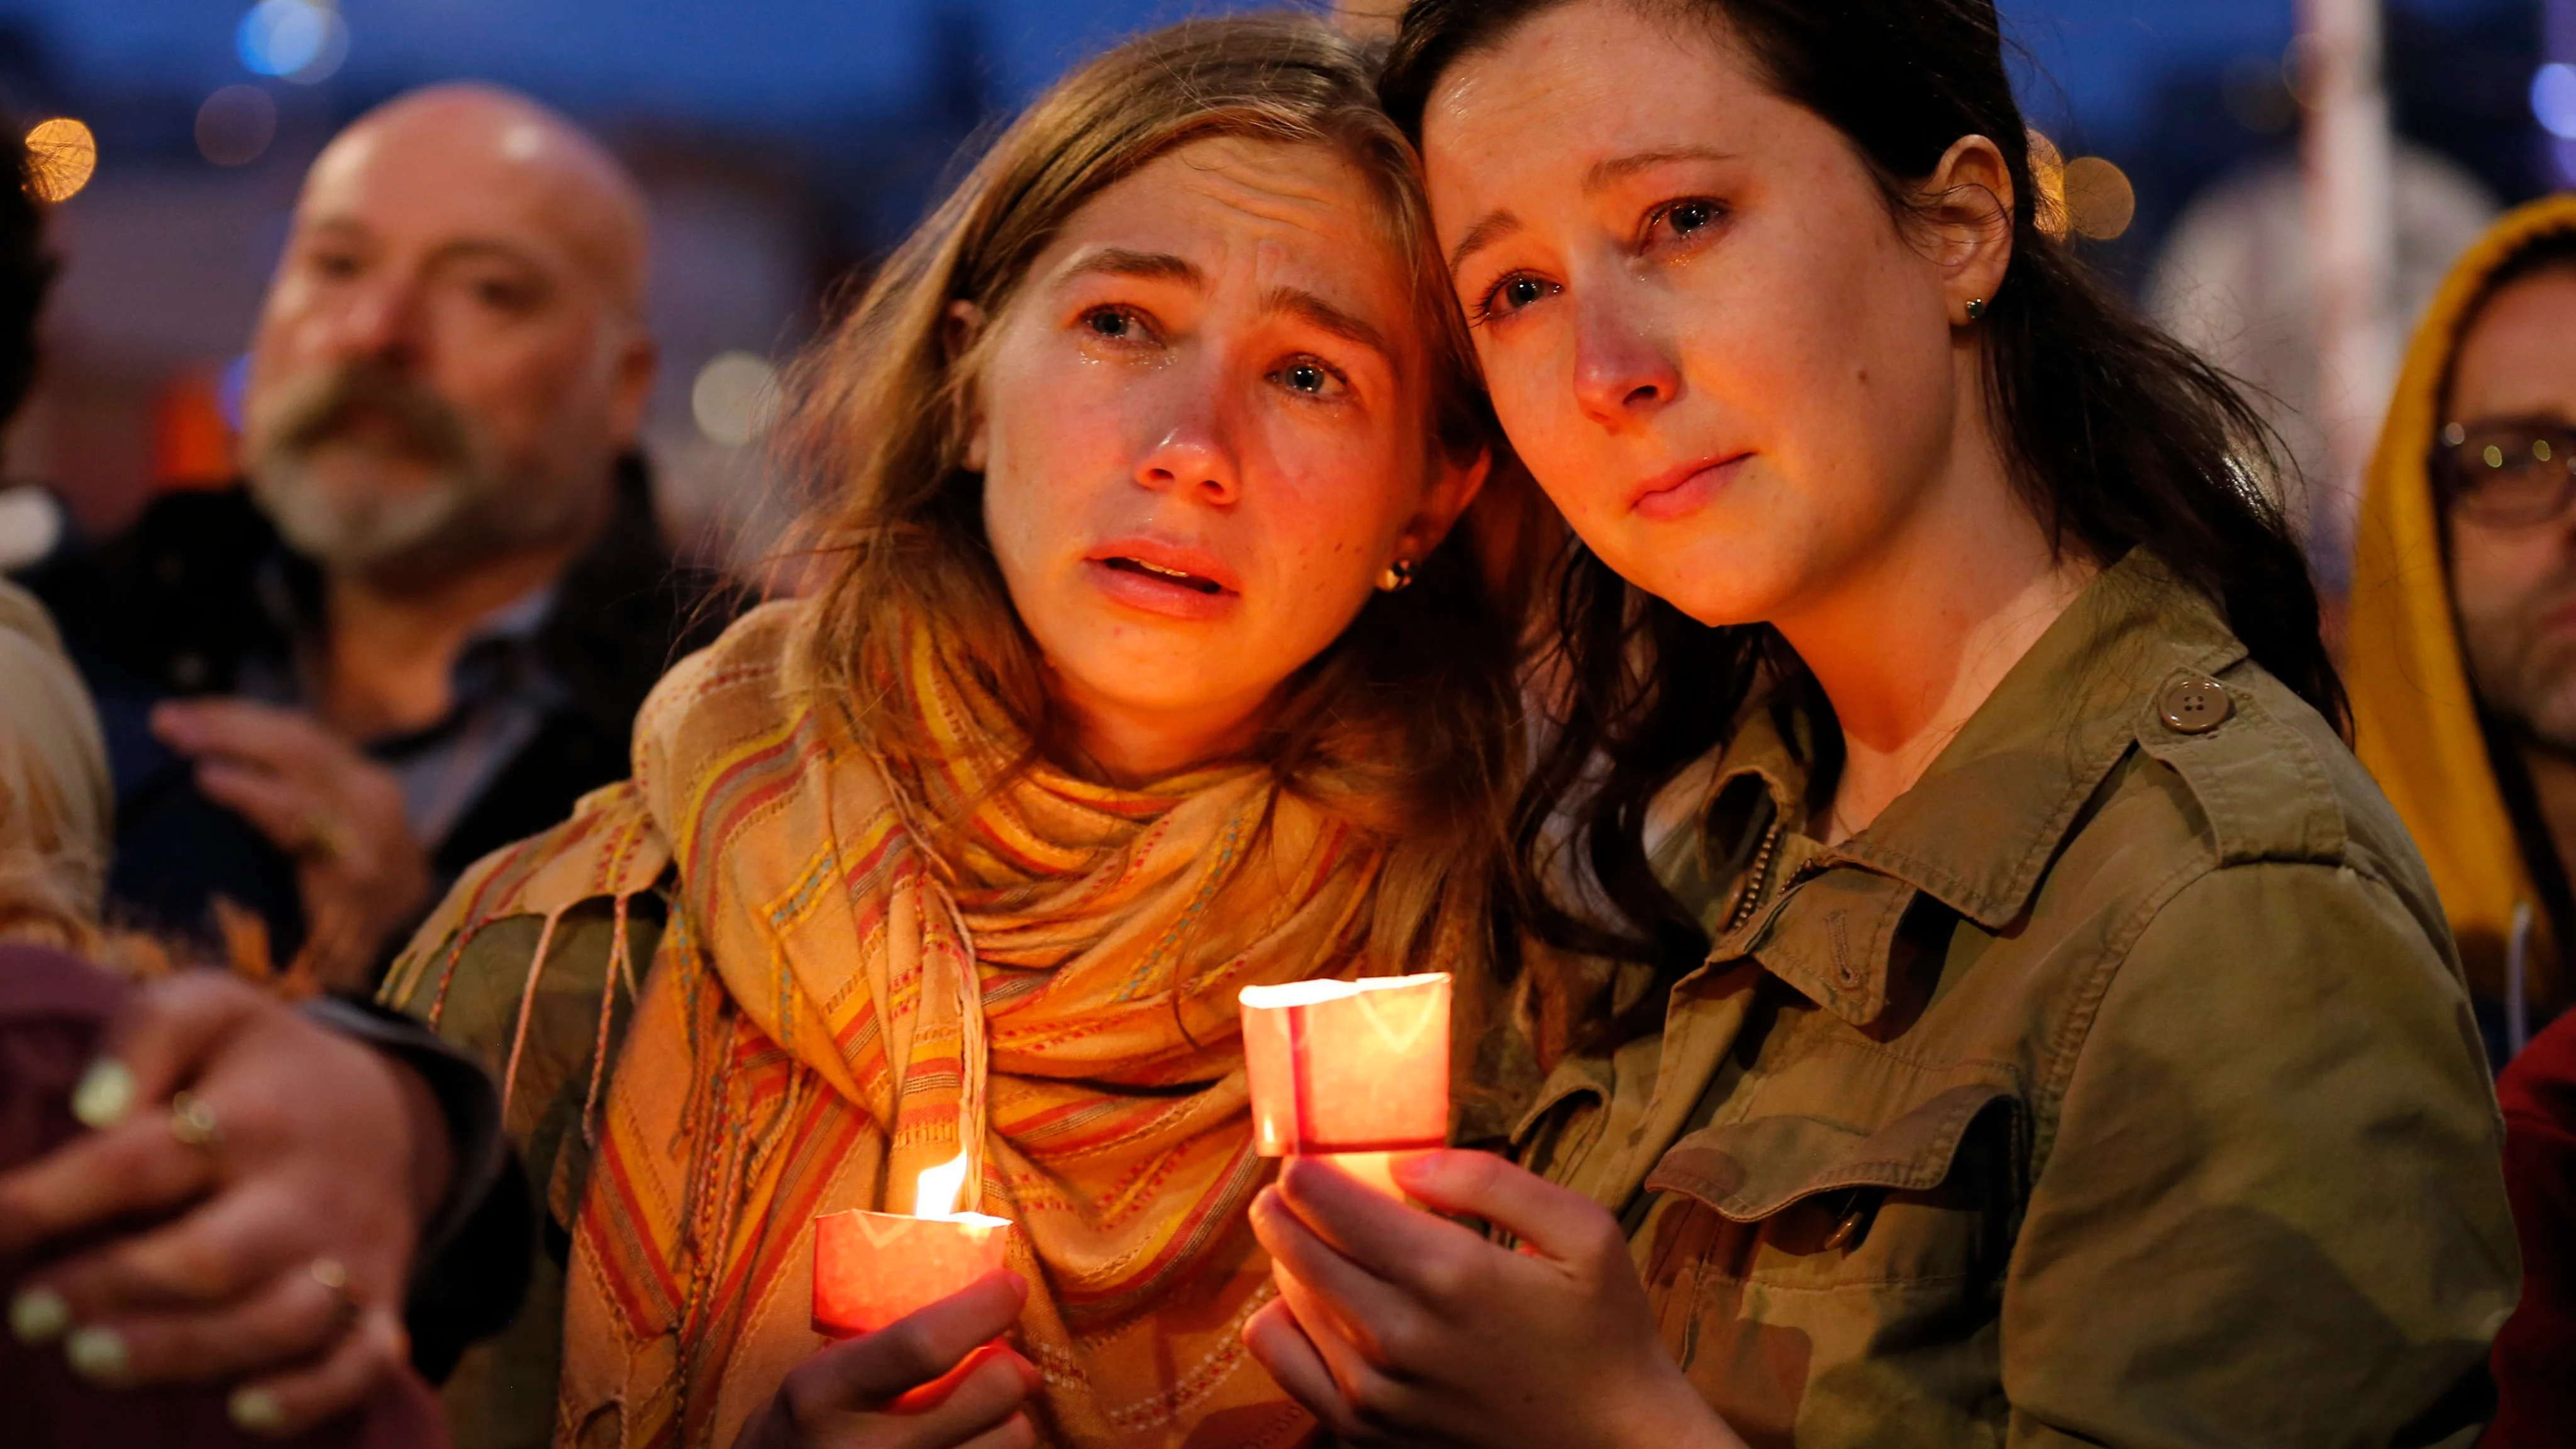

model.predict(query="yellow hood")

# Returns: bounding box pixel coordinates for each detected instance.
[2350,193,2576,1013]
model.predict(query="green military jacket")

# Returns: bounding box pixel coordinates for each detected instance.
[1516,552,2518,1447]
[389,905,650,1449]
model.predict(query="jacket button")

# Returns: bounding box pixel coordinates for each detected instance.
[2158,677,2233,734]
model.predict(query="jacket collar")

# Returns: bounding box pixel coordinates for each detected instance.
[1689,549,2248,1024]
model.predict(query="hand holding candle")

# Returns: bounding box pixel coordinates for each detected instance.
[813,1151,1019,1339]
[740,1267,1040,1449]
[1239,973,1450,1197]
[1241,1150,1748,1449]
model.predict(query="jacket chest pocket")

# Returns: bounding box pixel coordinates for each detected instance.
[1638,1079,2020,1292]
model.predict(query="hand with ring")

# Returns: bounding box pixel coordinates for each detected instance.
[150,697,433,991]
[0,972,454,1436]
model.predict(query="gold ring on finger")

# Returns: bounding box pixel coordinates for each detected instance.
[168,1091,223,1151]
[294,813,352,864]
[309,1257,360,1323]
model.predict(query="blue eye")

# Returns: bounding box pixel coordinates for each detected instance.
[1272,357,1346,397]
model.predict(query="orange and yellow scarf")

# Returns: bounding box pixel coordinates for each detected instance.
[401,599,1432,1447]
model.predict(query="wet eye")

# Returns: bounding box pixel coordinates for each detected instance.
[1644,199,1729,255]
[1475,272,1559,326]
[1083,306,1147,341]
[1272,357,1346,397]
[1667,201,1718,235]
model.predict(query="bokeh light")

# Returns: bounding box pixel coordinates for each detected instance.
[0,486,63,571]
[692,352,779,448]
[2535,64,2576,143]
[238,0,350,85]
[23,118,97,204]
[2062,157,2136,242]
[196,85,279,167]
[219,355,253,434]
[2027,130,2068,240]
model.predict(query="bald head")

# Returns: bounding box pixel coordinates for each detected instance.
[240,84,658,591]
[308,83,648,314]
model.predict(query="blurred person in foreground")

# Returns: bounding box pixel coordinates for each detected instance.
[2347,192,2576,1446]
[0,632,460,1448]
[26,82,733,990]
[0,125,514,1448]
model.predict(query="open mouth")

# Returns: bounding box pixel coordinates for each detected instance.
[1102,556,1226,595]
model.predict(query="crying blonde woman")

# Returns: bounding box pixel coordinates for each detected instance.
[379,14,1539,1449]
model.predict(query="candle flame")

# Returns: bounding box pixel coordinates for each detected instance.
[914,1150,970,1219]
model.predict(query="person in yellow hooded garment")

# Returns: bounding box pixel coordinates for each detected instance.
[2349,192,2576,1449]
[370,15,1547,1449]
[2349,192,2576,1053]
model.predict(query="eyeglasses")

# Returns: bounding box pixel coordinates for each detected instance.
[2434,421,2576,528]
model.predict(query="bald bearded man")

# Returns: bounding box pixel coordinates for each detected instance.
[29,86,737,989]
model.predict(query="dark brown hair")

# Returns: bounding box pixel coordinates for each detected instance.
[1383,0,2344,1014]
[0,119,52,448]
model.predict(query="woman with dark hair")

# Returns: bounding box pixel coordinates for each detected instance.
[1240,3,2518,1445]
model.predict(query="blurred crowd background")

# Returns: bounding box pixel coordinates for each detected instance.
[0,0,2568,587]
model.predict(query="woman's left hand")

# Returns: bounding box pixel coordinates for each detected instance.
[1241,1150,1747,1449]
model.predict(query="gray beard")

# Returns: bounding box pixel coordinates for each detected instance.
[251,455,595,593]
[251,452,479,575]
[244,361,594,590]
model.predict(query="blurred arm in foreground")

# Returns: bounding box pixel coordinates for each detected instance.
[0,117,527,1443]
[4,564,523,1445]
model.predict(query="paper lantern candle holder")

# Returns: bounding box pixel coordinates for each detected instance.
[1240,973,1451,1194]
[812,1152,1016,1338]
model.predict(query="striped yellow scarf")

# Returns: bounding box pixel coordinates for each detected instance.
[413,600,1421,1447]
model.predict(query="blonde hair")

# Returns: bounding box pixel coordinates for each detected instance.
[780,13,1536,971]
[0,750,99,952]
[0,584,109,952]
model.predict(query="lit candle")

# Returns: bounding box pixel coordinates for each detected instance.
[811,1151,1017,1338]
[1239,973,1450,1197]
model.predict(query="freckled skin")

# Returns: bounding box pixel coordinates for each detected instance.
[968,136,1480,781]
[2448,270,2576,745]
[1419,2,1975,630]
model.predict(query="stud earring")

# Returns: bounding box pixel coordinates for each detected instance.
[1964,297,1988,323]
[1375,558,1416,592]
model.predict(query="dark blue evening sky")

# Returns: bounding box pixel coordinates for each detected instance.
[0,0,2509,143]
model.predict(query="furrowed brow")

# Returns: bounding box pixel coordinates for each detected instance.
[1057,248,1206,288]
[1263,287,1392,360]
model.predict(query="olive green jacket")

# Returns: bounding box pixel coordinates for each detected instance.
[389,904,651,1449]
[1517,552,2518,1448]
